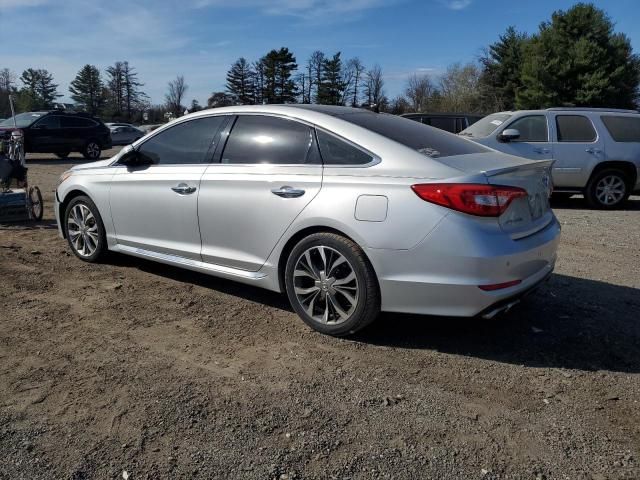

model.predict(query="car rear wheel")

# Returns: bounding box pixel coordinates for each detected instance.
[285,232,380,336]
[585,169,630,209]
[64,195,107,262]
[55,151,70,159]
[82,141,101,160]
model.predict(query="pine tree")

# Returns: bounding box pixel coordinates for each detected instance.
[517,3,640,109]
[479,26,529,111]
[226,57,255,105]
[317,52,345,105]
[260,48,298,104]
[69,64,105,115]
[106,61,147,120]
[19,68,59,109]
[106,62,125,117]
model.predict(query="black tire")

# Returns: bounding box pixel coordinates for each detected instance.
[28,186,43,220]
[64,195,107,262]
[585,168,630,209]
[284,232,380,336]
[82,141,101,160]
[55,151,70,159]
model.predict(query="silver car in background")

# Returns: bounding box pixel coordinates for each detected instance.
[460,108,640,208]
[109,125,144,146]
[55,105,560,336]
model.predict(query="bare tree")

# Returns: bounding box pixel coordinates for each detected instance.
[346,57,366,107]
[437,62,482,112]
[405,73,436,112]
[165,75,188,115]
[307,50,325,103]
[364,64,385,111]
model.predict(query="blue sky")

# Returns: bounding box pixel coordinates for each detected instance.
[1,0,638,106]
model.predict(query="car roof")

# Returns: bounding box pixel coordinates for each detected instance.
[492,108,640,116]
[401,112,483,117]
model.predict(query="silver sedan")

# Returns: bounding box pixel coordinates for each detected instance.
[110,125,144,146]
[55,105,560,336]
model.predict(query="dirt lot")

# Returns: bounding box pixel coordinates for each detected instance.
[1,150,639,479]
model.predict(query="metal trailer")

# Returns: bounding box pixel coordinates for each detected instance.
[0,95,43,223]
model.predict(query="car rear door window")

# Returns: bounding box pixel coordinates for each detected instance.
[34,115,60,129]
[506,115,548,142]
[316,130,373,165]
[556,115,597,142]
[600,116,640,142]
[61,117,96,128]
[137,116,227,165]
[222,115,317,165]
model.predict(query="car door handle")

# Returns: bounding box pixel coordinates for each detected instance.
[271,186,305,198]
[585,148,602,154]
[533,148,551,154]
[171,183,196,195]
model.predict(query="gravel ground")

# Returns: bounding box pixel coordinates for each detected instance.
[1,150,639,479]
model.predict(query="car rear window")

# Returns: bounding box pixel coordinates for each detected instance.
[601,115,640,142]
[338,112,489,158]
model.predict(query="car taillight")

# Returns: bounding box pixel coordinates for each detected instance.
[411,183,527,217]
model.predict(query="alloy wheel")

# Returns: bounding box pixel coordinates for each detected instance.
[292,246,359,325]
[67,203,100,257]
[86,142,100,159]
[595,174,626,206]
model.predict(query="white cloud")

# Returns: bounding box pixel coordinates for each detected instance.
[439,0,472,10]
[0,0,49,9]
[193,0,397,20]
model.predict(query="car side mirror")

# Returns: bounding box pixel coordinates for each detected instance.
[498,128,520,142]
[118,148,150,167]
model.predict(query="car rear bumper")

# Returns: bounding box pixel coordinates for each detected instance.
[368,213,561,317]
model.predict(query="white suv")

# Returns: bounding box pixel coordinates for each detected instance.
[460,108,640,208]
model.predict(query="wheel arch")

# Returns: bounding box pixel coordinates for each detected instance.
[276,225,378,293]
[588,161,637,189]
[58,188,93,238]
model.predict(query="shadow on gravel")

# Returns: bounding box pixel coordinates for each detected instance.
[551,194,640,211]
[106,251,640,374]
[356,274,640,374]
[106,253,293,312]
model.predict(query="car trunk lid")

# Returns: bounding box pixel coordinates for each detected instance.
[435,153,554,239]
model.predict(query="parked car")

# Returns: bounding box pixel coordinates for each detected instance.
[110,125,144,146]
[0,110,112,159]
[55,105,559,336]
[402,113,483,134]
[105,122,135,128]
[138,124,163,134]
[460,108,640,208]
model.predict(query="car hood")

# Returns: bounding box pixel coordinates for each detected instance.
[71,158,115,171]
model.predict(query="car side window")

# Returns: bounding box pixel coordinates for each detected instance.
[222,115,317,165]
[556,115,597,142]
[429,117,456,133]
[137,116,227,165]
[316,130,373,165]
[34,115,60,129]
[600,116,640,142]
[505,115,548,142]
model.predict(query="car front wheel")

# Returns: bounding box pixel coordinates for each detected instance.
[285,232,380,336]
[82,141,101,160]
[64,195,107,262]
[585,169,630,209]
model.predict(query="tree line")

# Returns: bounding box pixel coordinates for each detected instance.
[217,3,639,114]
[1,3,638,122]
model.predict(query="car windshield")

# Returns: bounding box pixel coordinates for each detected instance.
[0,112,46,128]
[337,112,490,158]
[459,113,512,138]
